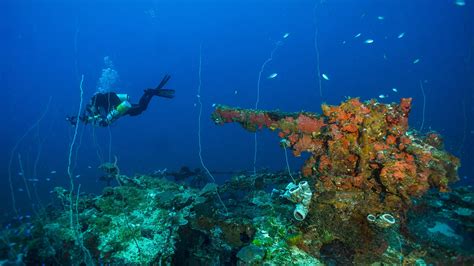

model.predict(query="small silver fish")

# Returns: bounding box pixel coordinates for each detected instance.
[46,178,51,181]
[392,88,398,93]
[364,39,374,44]
[378,94,388,99]
[283,33,290,39]
[87,166,92,169]
[18,172,23,176]
[398,32,405,39]
[18,188,24,192]
[75,174,81,178]
[413,58,420,64]
[377,16,385,20]
[321,73,330,80]
[267,73,278,79]
[354,33,361,38]
[455,0,466,6]
[50,170,57,174]
[234,90,238,95]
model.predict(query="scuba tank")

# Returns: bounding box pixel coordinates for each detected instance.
[106,100,132,123]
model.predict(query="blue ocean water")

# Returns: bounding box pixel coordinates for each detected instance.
[1,0,473,232]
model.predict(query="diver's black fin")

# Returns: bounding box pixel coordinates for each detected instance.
[155,74,171,90]
[155,89,175,98]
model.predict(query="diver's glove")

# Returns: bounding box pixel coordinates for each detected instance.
[99,120,109,127]
[66,115,91,126]
[66,115,78,126]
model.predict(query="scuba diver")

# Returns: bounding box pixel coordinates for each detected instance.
[66,75,174,127]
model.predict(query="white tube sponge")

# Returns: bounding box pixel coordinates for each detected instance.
[281,181,313,221]
[293,181,312,221]
[294,203,309,221]
[375,213,396,228]
[299,181,312,205]
[367,213,396,228]
[282,182,300,203]
[367,214,377,223]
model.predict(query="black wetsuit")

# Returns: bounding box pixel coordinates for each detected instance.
[69,75,174,127]
[85,90,156,118]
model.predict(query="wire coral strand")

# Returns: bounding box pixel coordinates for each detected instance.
[17,154,31,200]
[33,114,54,180]
[75,184,94,265]
[419,80,426,132]
[254,40,281,175]
[7,96,52,216]
[68,74,84,230]
[283,145,296,183]
[196,44,228,215]
[67,75,94,265]
[255,52,276,110]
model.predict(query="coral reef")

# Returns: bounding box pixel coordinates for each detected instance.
[0,172,472,265]
[1,176,203,264]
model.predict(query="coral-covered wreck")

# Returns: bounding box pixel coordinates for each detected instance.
[1,98,471,265]
[212,98,467,263]
[213,98,459,212]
